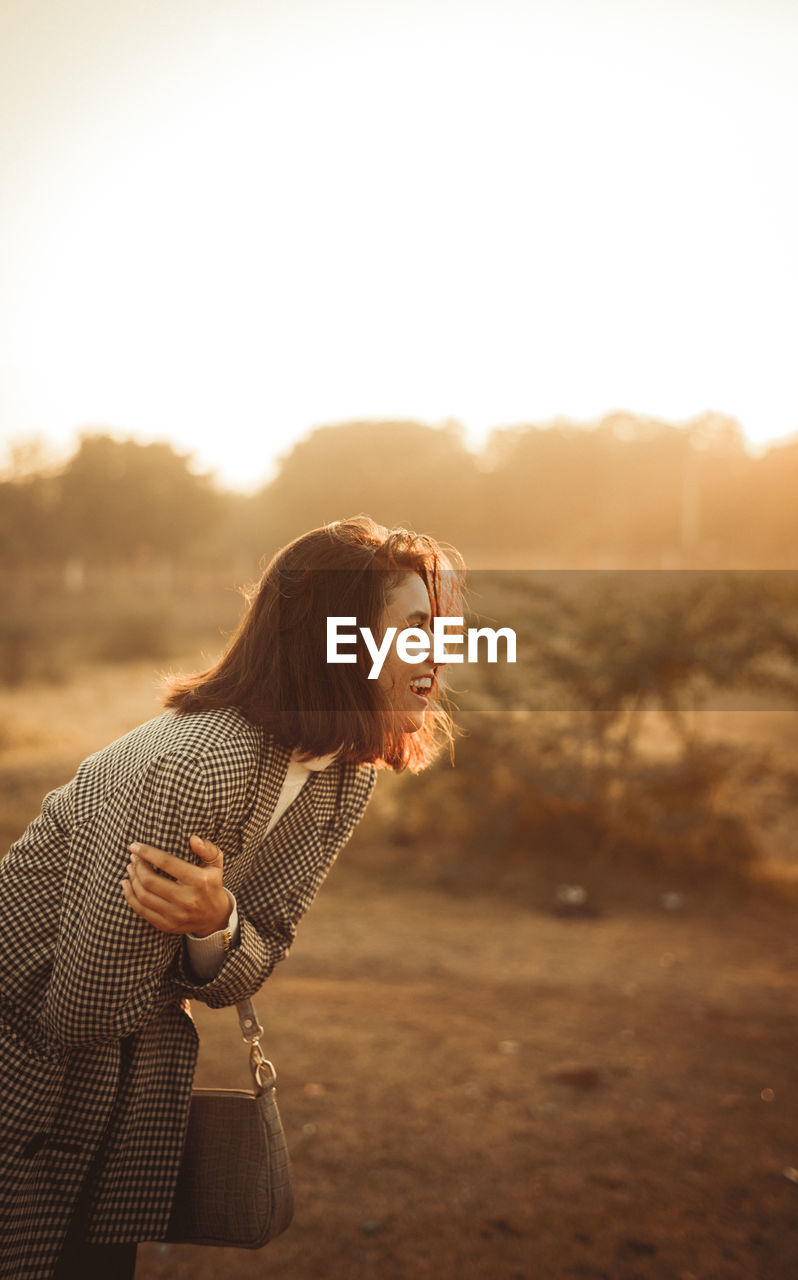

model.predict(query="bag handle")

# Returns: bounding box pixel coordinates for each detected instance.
[236,996,277,1095]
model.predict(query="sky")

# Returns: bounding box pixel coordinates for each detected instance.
[1,0,796,490]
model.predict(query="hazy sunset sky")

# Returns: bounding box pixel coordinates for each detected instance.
[1,0,796,489]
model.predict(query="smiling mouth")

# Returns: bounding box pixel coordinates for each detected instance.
[409,672,435,701]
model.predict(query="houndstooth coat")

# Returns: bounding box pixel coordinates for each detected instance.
[0,705,376,1280]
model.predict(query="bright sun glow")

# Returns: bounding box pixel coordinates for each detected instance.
[1,0,796,488]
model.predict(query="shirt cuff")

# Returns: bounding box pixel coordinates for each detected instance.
[184,890,240,983]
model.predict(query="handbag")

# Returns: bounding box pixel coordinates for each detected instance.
[164,997,295,1248]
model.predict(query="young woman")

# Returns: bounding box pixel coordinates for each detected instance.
[0,516,462,1280]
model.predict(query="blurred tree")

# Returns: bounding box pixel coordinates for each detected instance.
[479,413,762,566]
[55,433,225,564]
[0,476,60,563]
[0,435,60,482]
[245,420,480,559]
[748,437,798,566]
[507,569,798,757]
[480,420,609,557]
[684,413,751,563]
[365,569,798,897]
[1,414,796,573]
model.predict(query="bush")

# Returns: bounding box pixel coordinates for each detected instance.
[89,609,175,663]
[0,618,70,685]
[359,715,761,903]
[0,568,243,685]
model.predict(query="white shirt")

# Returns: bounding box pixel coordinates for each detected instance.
[185,749,339,982]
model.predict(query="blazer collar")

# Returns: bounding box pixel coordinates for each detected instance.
[240,733,346,859]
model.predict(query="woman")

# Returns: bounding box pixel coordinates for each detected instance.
[0,516,462,1280]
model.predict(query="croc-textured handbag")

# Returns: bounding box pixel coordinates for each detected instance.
[165,997,294,1248]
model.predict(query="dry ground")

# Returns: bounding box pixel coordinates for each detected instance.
[131,867,798,1280]
[2,665,798,1279]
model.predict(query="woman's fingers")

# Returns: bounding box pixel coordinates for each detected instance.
[121,876,182,934]
[127,841,190,884]
[126,852,178,904]
[188,835,224,869]
[123,837,230,936]
[127,838,224,879]
[123,865,209,933]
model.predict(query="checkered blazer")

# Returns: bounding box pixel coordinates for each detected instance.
[0,706,376,1279]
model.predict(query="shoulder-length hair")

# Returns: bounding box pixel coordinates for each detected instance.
[163,516,464,771]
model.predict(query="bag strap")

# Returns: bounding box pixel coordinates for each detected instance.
[236,996,263,1043]
[235,996,277,1095]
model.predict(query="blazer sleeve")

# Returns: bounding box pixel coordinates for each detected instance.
[171,872,323,1008]
[171,764,378,1009]
[41,749,227,1047]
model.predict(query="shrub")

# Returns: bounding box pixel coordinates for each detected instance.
[360,715,761,902]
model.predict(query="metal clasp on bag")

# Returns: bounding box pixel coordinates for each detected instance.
[237,998,277,1094]
[238,1005,264,1043]
[249,1041,277,1094]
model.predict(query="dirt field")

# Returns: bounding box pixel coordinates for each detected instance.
[2,665,798,1278]
[128,866,798,1280]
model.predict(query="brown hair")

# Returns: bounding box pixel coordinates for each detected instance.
[163,516,464,771]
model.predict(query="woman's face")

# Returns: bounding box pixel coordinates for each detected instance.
[376,572,437,732]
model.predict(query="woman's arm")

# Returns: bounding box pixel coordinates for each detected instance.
[123,836,239,982]
[132,769,378,1010]
[115,762,378,1015]
[39,751,229,1047]
[168,780,377,1009]
[122,834,231,937]
[118,835,335,1009]
[171,868,322,1008]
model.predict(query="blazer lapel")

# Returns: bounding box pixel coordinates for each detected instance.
[232,736,371,897]
[238,735,290,862]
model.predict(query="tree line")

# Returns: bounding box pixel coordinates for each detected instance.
[1,411,797,570]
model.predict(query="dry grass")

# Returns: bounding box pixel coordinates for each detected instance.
[0,656,198,852]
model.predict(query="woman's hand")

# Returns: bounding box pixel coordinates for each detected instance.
[121,835,230,937]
